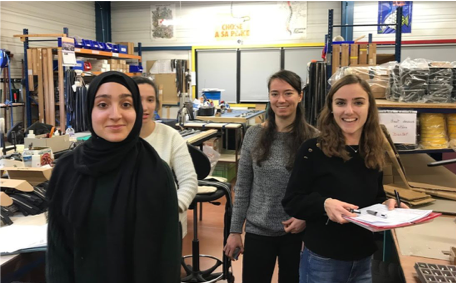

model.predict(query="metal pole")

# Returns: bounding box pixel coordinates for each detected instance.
[327,9,334,88]
[395,6,402,63]
[23,29,31,126]
[138,42,142,67]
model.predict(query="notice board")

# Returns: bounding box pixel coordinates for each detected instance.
[379,110,418,144]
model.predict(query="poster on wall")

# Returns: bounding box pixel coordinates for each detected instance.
[277,1,307,40]
[61,37,77,66]
[378,1,413,34]
[214,14,251,41]
[150,4,176,40]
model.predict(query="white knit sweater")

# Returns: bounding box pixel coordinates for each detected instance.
[143,122,198,237]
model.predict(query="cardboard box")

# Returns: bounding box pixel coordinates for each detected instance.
[383,175,394,185]
[204,137,222,153]
[212,162,236,182]
[116,42,135,55]
[2,179,34,192]
[24,135,71,153]
[350,44,359,66]
[359,44,368,65]
[22,147,54,167]
[108,59,120,65]
[368,43,377,65]
[383,163,393,176]
[3,167,52,186]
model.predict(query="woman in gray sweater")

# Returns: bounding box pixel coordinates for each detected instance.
[224,70,317,282]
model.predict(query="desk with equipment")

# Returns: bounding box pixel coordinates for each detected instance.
[1,167,51,283]
[388,154,456,282]
[178,122,244,173]
[196,109,265,125]
[180,129,218,146]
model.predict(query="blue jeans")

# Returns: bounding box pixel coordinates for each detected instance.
[300,247,372,283]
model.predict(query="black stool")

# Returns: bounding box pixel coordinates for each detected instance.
[182,145,234,283]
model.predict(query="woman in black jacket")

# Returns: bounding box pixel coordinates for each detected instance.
[283,74,407,283]
[46,71,181,283]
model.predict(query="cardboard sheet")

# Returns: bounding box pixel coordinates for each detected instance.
[395,216,456,261]
[415,198,456,215]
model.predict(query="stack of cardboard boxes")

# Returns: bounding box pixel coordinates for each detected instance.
[85,59,129,73]
[108,59,129,73]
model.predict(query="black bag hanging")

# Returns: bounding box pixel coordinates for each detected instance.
[305,61,327,127]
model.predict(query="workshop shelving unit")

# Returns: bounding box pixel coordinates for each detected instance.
[326,7,403,78]
[16,28,143,129]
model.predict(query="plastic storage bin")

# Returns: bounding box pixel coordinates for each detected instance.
[129,65,143,73]
[82,39,93,49]
[212,162,236,182]
[202,91,221,101]
[118,44,128,54]
[105,43,113,52]
[112,44,119,53]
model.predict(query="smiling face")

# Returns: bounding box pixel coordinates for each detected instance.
[269,78,302,120]
[138,83,157,125]
[332,83,369,144]
[91,82,136,142]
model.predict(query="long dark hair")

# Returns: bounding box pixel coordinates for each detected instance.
[132,76,161,111]
[254,70,317,170]
[318,74,385,170]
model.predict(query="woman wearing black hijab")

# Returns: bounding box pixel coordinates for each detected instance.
[46,71,181,283]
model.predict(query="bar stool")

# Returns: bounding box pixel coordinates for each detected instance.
[182,145,234,283]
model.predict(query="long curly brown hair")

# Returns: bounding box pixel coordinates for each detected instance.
[254,70,317,171]
[317,74,385,170]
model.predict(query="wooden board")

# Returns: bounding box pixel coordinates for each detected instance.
[412,188,456,201]
[26,49,34,91]
[392,228,451,283]
[385,195,434,206]
[376,99,456,109]
[415,198,456,215]
[255,103,267,124]
[359,44,368,65]
[384,185,430,201]
[368,43,377,65]
[31,48,38,73]
[395,216,456,261]
[341,44,349,66]
[0,192,13,206]
[36,48,45,123]
[409,182,456,193]
[46,48,55,126]
[350,44,358,66]
[332,45,341,74]
[57,49,65,131]
[41,48,50,124]
[146,60,186,105]
[377,54,395,65]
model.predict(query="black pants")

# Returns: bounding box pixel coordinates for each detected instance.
[242,232,302,283]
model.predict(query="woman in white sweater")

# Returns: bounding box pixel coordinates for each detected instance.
[133,76,198,237]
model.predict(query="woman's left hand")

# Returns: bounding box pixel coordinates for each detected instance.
[282,217,306,234]
[383,198,409,210]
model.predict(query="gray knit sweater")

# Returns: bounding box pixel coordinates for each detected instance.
[230,124,295,237]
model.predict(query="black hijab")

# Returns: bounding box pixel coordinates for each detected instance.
[47,71,181,283]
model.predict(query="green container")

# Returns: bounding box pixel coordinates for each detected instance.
[212,162,236,182]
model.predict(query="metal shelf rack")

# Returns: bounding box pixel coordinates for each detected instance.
[326,7,403,79]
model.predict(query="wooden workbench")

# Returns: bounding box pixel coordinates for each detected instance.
[392,217,454,283]
[391,154,456,282]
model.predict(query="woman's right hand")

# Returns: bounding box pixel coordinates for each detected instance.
[224,233,244,260]
[324,198,358,224]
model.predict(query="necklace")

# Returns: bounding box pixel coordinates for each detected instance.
[347,145,358,153]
